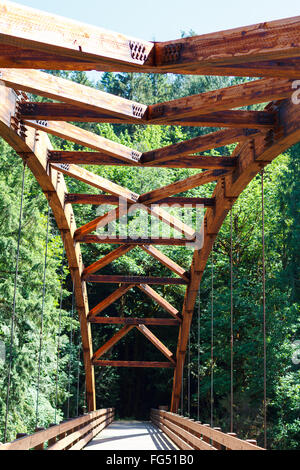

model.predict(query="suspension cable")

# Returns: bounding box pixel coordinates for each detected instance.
[210,247,214,428]
[181,367,184,415]
[76,336,81,417]
[197,286,200,422]
[35,205,50,428]
[230,210,234,433]
[261,169,267,448]
[54,245,65,424]
[188,333,191,418]
[4,163,26,442]
[67,282,75,419]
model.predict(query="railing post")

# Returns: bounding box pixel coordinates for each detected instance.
[47,423,57,447]
[33,427,45,450]
[246,439,258,446]
[212,427,222,450]
[226,432,237,450]
[202,424,210,444]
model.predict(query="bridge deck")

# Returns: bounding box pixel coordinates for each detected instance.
[83,421,178,451]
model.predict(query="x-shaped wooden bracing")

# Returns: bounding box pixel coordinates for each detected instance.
[1,1,300,413]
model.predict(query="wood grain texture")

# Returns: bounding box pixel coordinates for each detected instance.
[0,68,147,120]
[93,325,135,360]
[0,83,96,411]
[19,102,275,128]
[93,361,175,368]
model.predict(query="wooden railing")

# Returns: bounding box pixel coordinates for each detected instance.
[150,409,264,450]
[0,408,114,450]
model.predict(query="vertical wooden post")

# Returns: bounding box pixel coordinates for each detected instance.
[202,424,210,444]
[33,427,45,450]
[246,439,258,446]
[47,423,57,447]
[226,432,237,450]
[212,427,222,449]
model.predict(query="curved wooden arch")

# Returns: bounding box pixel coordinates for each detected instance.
[0,1,300,414]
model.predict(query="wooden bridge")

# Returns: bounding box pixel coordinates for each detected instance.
[0,0,300,450]
[0,408,264,450]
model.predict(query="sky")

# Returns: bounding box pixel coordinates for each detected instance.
[10,0,300,42]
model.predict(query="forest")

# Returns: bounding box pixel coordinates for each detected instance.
[0,66,299,450]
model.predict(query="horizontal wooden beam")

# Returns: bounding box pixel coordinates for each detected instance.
[92,361,175,368]
[88,317,181,325]
[136,324,175,363]
[138,284,181,320]
[88,284,134,317]
[25,120,142,165]
[139,169,229,205]
[93,325,134,360]
[85,275,188,285]
[49,150,237,169]
[142,129,257,165]
[209,58,300,79]
[0,68,147,120]
[1,44,299,78]
[76,236,195,246]
[148,78,293,121]
[19,102,276,128]
[65,193,216,207]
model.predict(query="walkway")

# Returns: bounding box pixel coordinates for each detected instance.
[84,421,178,450]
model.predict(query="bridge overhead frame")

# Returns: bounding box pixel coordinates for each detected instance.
[0,0,300,413]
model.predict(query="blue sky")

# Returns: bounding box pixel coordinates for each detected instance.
[12,0,300,41]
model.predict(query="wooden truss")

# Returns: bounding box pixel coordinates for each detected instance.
[0,1,300,413]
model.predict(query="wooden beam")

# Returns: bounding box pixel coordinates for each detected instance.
[1,6,300,78]
[49,150,237,169]
[143,205,195,239]
[1,44,299,78]
[92,325,135,360]
[0,68,147,120]
[141,245,189,281]
[148,78,293,121]
[170,99,300,413]
[142,129,257,165]
[155,16,300,68]
[210,58,300,79]
[19,102,276,129]
[0,83,96,410]
[85,275,188,285]
[88,317,181,325]
[136,324,175,363]
[76,236,194,246]
[0,1,154,67]
[139,170,229,205]
[138,284,181,320]
[51,163,139,203]
[65,193,216,207]
[88,284,134,317]
[160,110,276,129]
[25,120,142,165]
[82,245,134,277]
[74,207,122,240]
[93,361,175,368]
[74,199,195,240]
